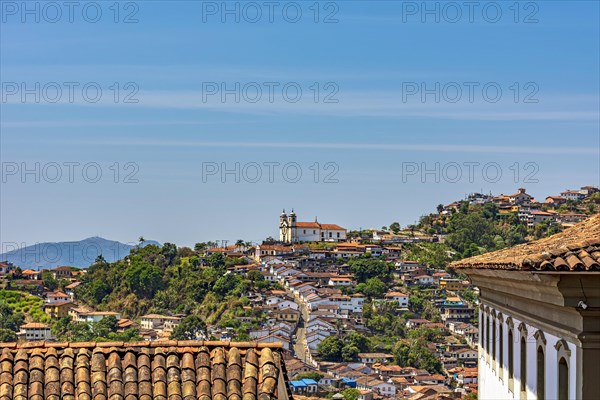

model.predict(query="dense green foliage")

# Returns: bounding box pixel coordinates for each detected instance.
[362,301,407,337]
[294,372,324,382]
[76,245,261,320]
[410,202,532,263]
[393,338,443,373]
[347,256,392,283]
[341,388,361,400]
[73,244,274,338]
[52,315,142,342]
[0,300,25,341]
[316,332,371,362]
[170,315,207,340]
[0,290,49,324]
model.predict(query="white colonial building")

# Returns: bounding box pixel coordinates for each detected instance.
[279,210,346,243]
[19,323,53,341]
[453,214,599,400]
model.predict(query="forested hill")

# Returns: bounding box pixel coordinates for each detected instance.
[75,244,263,326]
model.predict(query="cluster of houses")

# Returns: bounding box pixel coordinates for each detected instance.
[445,186,597,229]
[1,209,489,399]
[219,248,478,398]
[0,263,190,342]
[285,353,479,399]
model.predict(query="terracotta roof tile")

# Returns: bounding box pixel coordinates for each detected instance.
[451,214,599,271]
[0,342,290,400]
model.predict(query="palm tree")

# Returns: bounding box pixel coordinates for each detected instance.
[138,236,146,248]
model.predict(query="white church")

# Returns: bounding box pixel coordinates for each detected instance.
[279,209,347,243]
[453,214,600,400]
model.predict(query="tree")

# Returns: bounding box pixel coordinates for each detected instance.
[344,332,370,352]
[124,261,164,298]
[342,345,359,361]
[161,243,178,265]
[213,274,243,297]
[206,253,226,270]
[138,236,146,248]
[389,222,401,234]
[67,322,94,342]
[437,204,444,213]
[95,254,107,265]
[93,315,119,338]
[0,302,24,332]
[393,339,442,373]
[348,257,391,283]
[0,329,17,343]
[295,372,324,382]
[42,270,59,291]
[364,277,386,298]
[446,212,498,255]
[317,336,343,361]
[194,242,208,253]
[407,327,444,342]
[341,388,361,400]
[52,315,73,339]
[170,315,207,340]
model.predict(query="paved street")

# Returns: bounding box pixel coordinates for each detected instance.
[288,289,311,364]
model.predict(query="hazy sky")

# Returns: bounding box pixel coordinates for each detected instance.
[1,0,599,248]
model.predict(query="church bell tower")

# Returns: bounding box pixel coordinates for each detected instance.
[289,209,297,243]
[279,209,289,242]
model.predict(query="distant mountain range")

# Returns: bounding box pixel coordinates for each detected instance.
[0,237,161,269]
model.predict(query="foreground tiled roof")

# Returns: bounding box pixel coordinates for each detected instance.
[452,214,599,271]
[0,341,290,400]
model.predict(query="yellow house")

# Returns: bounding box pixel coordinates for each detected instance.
[274,308,300,323]
[440,278,467,291]
[43,301,73,319]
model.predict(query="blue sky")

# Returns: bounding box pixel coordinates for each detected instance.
[1,0,599,248]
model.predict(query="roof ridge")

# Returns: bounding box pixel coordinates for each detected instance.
[0,340,284,350]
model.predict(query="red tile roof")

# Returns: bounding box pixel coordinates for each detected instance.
[295,222,346,230]
[0,341,290,400]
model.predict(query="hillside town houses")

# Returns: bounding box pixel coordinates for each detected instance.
[1,197,597,400]
[445,186,598,230]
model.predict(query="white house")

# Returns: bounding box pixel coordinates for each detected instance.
[140,314,182,332]
[307,318,337,333]
[358,353,394,365]
[452,215,600,400]
[527,211,556,228]
[0,262,14,275]
[323,295,363,313]
[19,323,53,341]
[384,291,409,307]
[413,275,434,285]
[560,190,585,201]
[256,334,291,350]
[46,291,71,304]
[79,311,121,324]
[452,348,478,360]
[356,376,397,396]
[456,370,478,385]
[277,299,299,311]
[508,188,534,204]
[328,277,354,287]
